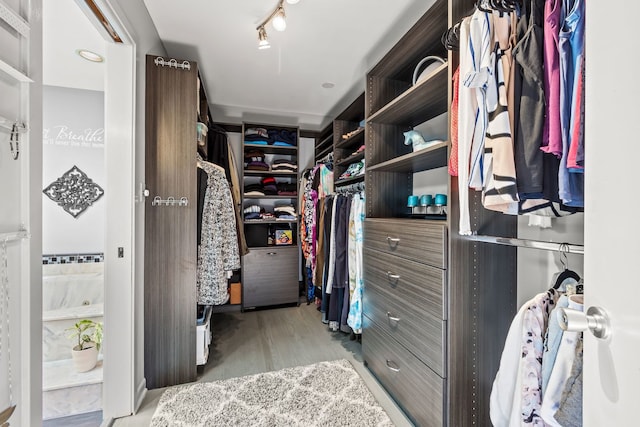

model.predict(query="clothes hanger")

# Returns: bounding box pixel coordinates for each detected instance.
[552,243,581,290]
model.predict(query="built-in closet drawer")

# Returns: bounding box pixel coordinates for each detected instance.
[363,316,444,427]
[364,218,447,269]
[242,246,299,308]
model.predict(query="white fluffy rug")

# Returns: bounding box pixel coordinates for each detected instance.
[150,359,394,426]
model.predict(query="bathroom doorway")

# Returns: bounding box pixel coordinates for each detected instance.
[41,0,135,425]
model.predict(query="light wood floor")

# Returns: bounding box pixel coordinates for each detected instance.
[112,302,412,426]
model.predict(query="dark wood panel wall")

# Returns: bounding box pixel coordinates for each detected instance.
[144,55,198,389]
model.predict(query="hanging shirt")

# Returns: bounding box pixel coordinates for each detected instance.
[558,0,585,207]
[456,16,475,235]
[482,11,519,214]
[540,295,584,426]
[347,194,365,334]
[490,289,559,427]
[464,8,493,191]
[196,160,241,305]
[542,0,564,157]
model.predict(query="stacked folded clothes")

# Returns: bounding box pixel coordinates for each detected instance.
[261,176,278,195]
[276,183,297,196]
[244,128,297,147]
[243,204,265,220]
[244,183,265,196]
[274,204,297,220]
[272,158,298,172]
[338,159,366,180]
[244,148,270,171]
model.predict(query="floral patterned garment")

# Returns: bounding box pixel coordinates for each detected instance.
[347,193,365,334]
[520,289,559,425]
[197,160,240,305]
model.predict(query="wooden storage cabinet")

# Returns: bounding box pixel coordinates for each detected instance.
[241,123,300,309]
[363,317,444,427]
[242,246,299,309]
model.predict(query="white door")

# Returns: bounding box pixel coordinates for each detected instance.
[584,1,640,424]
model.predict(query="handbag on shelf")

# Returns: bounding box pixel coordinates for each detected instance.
[412,56,446,86]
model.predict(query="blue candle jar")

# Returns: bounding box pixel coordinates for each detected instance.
[434,193,447,206]
[407,195,418,207]
[420,194,433,206]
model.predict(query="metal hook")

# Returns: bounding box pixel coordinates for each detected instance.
[9,123,19,160]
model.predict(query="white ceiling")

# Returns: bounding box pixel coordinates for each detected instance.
[42,0,438,129]
[43,0,106,91]
[143,0,437,129]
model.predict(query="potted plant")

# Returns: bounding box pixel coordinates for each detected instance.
[66,319,103,372]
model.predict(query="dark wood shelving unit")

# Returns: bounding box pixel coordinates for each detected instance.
[367,64,448,127]
[335,174,364,186]
[243,219,298,224]
[244,170,298,177]
[336,150,365,167]
[335,127,365,149]
[243,194,298,200]
[244,143,297,156]
[368,141,447,173]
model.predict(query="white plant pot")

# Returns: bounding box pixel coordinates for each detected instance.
[71,343,98,372]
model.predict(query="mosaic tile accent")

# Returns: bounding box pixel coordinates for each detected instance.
[42,253,104,265]
[43,165,104,218]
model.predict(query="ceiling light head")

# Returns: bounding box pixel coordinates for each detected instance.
[286,0,300,4]
[76,49,104,63]
[257,26,271,49]
[321,82,335,89]
[272,7,286,32]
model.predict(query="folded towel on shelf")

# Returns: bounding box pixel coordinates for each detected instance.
[244,127,269,138]
[244,212,262,220]
[261,176,277,186]
[276,183,298,195]
[243,204,262,214]
[245,161,270,171]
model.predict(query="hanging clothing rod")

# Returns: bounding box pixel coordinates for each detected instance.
[467,234,584,255]
[0,229,29,243]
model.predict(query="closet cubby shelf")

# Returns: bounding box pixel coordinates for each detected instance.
[243,195,298,199]
[335,127,365,149]
[368,141,449,173]
[315,145,333,162]
[335,174,364,186]
[244,170,298,177]
[244,143,297,155]
[336,151,365,166]
[244,219,298,225]
[367,63,448,127]
[317,134,333,151]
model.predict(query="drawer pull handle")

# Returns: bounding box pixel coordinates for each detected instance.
[386,271,400,281]
[267,252,277,256]
[387,236,400,245]
[386,312,401,322]
[386,360,401,372]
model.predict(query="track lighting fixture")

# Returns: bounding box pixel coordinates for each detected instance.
[257,26,270,49]
[256,0,300,49]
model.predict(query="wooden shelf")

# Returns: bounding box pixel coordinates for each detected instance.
[368,141,449,173]
[244,219,298,225]
[315,145,333,162]
[336,151,365,166]
[367,63,448,127]
[243,195,298,199]
[244,143,297,155]
[244,170,298,177]
[317,134,333,150]
[335,127,365,149]
[335,174,365,186]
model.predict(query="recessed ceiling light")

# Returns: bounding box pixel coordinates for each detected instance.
[77,49,104,63]
[321,82,335,89]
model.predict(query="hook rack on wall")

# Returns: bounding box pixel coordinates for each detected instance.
[151,196,189,207]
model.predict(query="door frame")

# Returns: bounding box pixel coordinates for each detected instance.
[74,0,137,422]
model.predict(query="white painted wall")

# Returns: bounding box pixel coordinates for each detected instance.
[42,86,105,255]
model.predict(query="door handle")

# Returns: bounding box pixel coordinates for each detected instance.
[386,312,400,322]
[558,306,611,339]
[386,271,400,282]
[387,236,400,247]
[385,359,400,372]
[267,252,277,256]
